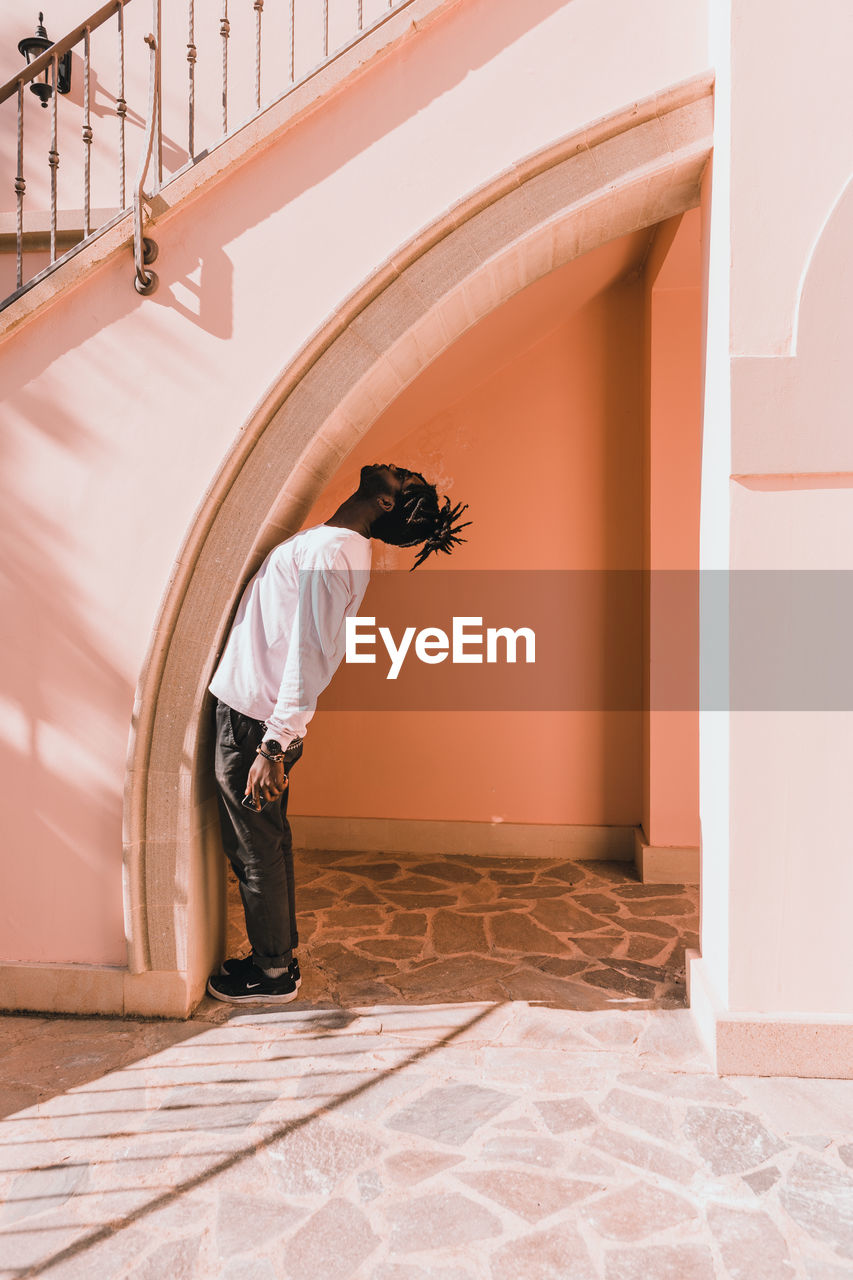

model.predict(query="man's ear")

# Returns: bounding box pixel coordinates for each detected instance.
[376,493,396,513]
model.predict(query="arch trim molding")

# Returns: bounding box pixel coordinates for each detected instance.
[123,72,714,1008]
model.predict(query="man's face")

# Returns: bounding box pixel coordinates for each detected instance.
[360,463,422,500]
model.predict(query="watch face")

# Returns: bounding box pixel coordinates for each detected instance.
[265,741,283,754]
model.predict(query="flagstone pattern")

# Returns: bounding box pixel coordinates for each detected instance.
[226,852,699,1011]
[0,853,851,1278]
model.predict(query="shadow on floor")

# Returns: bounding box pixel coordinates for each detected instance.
[3,861,851,1280]
[0,854,697,1123]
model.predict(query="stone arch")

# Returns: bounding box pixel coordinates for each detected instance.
[123,74,713,1008]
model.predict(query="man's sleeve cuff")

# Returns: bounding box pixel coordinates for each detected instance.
[263,728,297,747]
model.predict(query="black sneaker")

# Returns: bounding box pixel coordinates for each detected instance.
[219,954,301,988]
[207,962,299,1004]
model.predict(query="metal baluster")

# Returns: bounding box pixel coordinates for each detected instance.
[220,0,230,135]
[155,0,162,185]
[357,0,363,31]
[15,84,25,290]
[289,0,295,82]
[49,56,58,263]
[133,25,160,295]
[187,0,196,158]
[82,27,93,237]
[323,0,329,57]
[254,0,263,110]
[117,3,127,207]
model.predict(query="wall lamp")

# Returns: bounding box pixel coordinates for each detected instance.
[18,13,72,107]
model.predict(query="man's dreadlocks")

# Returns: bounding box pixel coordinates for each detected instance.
[369,468,471,570]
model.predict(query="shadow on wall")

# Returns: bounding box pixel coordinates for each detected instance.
[0,393,131,966]
[141,0,571,335]
[1,0,571,363]
[595,273,645,819]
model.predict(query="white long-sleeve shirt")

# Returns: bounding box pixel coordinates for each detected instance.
[209,524,371,746]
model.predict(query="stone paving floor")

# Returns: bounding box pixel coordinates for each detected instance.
[0,852,852,1279]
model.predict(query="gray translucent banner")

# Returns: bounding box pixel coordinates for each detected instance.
[292,570,853,712]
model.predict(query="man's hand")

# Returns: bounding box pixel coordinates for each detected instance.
[246,753,287,809]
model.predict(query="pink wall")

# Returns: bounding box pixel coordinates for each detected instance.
[295,233,648,825]
[0,0,709,298]
[0,0,708,967]
[697,0,853,1018]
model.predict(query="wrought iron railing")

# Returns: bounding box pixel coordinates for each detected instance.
[1,0,414,311]
[1,1,132,297]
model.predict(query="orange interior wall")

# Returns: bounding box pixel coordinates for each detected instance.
[642,211,703,848]
[292,238,648,826]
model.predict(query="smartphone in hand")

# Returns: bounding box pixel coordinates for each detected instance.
[241,773,290,811]
[241,793,272,811]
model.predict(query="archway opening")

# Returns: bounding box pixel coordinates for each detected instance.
[221,217,703,1010]
[124,78,712,1014]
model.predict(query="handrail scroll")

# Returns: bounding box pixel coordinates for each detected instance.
[132,0,161,295]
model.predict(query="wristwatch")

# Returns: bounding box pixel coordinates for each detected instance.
[257,737,303,764]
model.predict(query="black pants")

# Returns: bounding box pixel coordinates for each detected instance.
[212,698,303,970]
